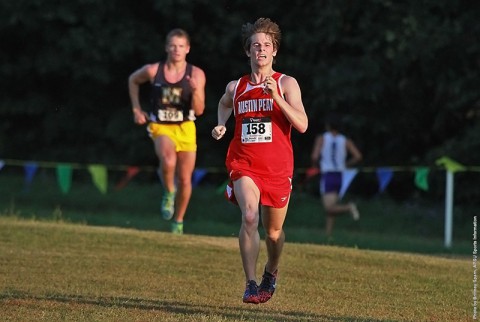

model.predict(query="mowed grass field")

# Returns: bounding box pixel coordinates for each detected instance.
[0,216,471,322]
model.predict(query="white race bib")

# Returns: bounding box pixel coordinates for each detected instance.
[158,108,184,122]
[241,117,272,143]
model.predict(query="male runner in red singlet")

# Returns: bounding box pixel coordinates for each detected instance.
[212,18,308,304]
[128,29,206,235]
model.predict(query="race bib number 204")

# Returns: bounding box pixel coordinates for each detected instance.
[241,117,272,143]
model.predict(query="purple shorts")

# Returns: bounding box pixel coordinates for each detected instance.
[320,172,342,194]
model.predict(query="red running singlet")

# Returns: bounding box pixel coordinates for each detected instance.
[225,72,294,178]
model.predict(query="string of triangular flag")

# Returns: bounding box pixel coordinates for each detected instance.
[0,159,212,195]
[300,156,475,198]
[0,157,477,196]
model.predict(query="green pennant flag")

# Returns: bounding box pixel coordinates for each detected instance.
[435,156,466,173]
[414,167,429,191]
[88,164,108,194]
[56,164,72,194]
[216,179,229,195]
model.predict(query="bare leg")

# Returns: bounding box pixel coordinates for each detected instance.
[153,136,177,193]
[261,203,288,273]
[322,193,355,236]
[234,177,261,282]
[174,151,196,222]
[325,215,335,237]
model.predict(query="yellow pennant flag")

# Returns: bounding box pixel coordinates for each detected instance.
[88,164,108,194]
[435,156,466,173]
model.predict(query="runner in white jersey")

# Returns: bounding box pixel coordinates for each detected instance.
[310,113,363,237]
[320,131,347,173]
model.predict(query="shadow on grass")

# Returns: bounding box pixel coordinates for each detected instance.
[1,291,389,322]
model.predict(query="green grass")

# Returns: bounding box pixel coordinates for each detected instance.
[0,216,472,321]
[0,171,473,256]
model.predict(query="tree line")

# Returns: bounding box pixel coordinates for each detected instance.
[0,0,478,204]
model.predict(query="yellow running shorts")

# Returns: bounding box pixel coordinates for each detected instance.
[147,121,197,152]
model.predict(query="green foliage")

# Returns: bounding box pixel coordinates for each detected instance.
[0,0,479,197]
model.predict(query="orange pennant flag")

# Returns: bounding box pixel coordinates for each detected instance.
[115,166,140,190]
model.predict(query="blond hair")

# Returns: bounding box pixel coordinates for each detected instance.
[166,28,191,45]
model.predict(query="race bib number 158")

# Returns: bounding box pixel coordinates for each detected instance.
[241,117,272,143]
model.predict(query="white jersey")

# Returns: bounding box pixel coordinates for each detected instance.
[319,132,347,172]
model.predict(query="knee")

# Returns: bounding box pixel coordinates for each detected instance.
[324,204,335,214]
[265,229,283,244]
[242,209,259,228]
[160,158,176,170]
[176,175,192,188]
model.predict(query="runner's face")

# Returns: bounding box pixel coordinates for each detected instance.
[166,36,190,63]
[247,33,277,67]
